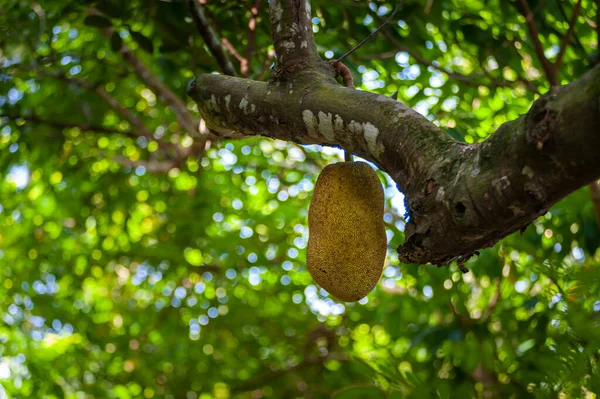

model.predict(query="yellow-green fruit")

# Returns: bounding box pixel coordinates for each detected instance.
[307,161,386,302]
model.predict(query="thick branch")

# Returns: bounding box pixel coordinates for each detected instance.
[187,0,600,266]
[187,0,237,77]
[189,60,600,265]
[269,0,328,76]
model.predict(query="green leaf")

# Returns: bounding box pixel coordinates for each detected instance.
[83,15,112,28]
[110,32,123,52]
[129,30,154,53]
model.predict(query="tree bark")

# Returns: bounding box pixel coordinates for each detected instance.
[188,0,600,266]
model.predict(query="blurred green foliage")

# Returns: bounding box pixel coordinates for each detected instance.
[0,0,599,398]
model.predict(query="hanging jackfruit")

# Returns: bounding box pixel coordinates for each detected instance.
[307,161,387,302]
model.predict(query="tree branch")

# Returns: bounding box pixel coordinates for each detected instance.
[515,0,558,85]
[117,45,197,136]
[188,0,600,265]
[221,37,245,63]
[231,353,349,393]
[481,279,502,322]
[187,0,237,77]
[555,0,583,69]
[15,66,180,156]
[555,0,586,57]
[0,113,131,136]
[86,8,198,137]
[245,0,261,78]
[377,32,540,94]
[269,0,329,76]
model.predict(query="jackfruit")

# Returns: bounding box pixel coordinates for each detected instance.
[307,161,387,302]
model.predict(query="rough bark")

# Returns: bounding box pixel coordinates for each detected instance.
[188,0,600,266]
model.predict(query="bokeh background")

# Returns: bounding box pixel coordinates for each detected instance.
[1,0,599,397]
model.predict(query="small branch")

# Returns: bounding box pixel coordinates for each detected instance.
[590,181,600,231]
[25,67,176,153]
[221,37,245,63]
[516,0,558,85]
[381,31,539,94]
[0,114,130,136]
[481,279,502,322]
[555,0,586,55]
[555,0,583,69]
[244,0,261,78]
[333,2,404,66]
[86,8,198,137]
[116,45,197,136]
[231,353,349,393]
[187,0,237,77]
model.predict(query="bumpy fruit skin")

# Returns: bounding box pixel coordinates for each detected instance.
[307,162,386,302]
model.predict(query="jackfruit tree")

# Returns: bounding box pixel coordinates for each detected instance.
[1,0,600,397]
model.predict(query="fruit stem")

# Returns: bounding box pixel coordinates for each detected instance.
[344,151,354,162]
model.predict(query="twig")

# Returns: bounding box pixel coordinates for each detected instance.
[555,0,586,55]
[333,1,404,66]
[86,8,198,137]
[221,38,245,63]
[187,0,237,77]
[118,45,197,136]
[231,353,349,393]
[25,67,176,153]
[555,0,583,69]
[515,0,558,85]
[244,0,261,78]
[381,30,539,94]
[0,114,134,136]
[478,57,541,94]
[481,279,502,321]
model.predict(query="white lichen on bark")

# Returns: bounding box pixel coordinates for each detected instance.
[317,111,334,141]
[239,97,249,113]
[302,110,318,137]
[363,122,384,159]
